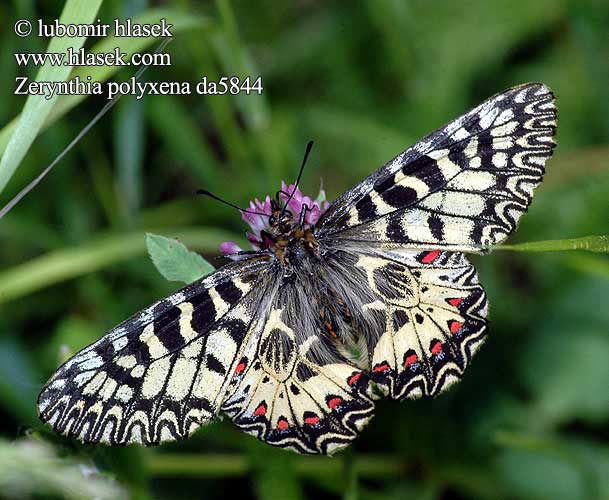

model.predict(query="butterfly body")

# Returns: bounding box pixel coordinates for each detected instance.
[38,83,557,454]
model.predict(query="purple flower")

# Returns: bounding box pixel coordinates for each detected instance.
[279,182,329,225]
[219,241,243,255]
[220,181,330,254]
[240,196,272,236]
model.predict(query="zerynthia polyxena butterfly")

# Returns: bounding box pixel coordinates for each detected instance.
[38,83,557,455]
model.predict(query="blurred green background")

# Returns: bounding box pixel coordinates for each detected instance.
[1,0,608,499]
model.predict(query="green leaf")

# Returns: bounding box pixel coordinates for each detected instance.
[146,233,215,284]
[496,235,609,253]
[0,0,104,194]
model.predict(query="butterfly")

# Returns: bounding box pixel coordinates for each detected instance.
[38,83,557,455]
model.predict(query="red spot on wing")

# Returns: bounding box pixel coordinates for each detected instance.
[431,341,443,355]
[277,418,289,430]
[404,353,418,366]
[450,321,464,334]
[448,298,462,307]
[348,372,362,386]
[304,415,320,425]
[235,362,246,374]
[253,403,267,417]
[421,250,441,264]
[327,397,343,409]
[373,363,391,373]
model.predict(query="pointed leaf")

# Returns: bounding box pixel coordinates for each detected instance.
[146,233,214,283]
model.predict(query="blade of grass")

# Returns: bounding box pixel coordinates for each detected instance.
[496,235,609,253]
[0,8,212,157]
[83,137,122,227]
[114,98,145,222]
[0,227,237,304]
[185,31,250,171]
[213,0,269,132]
[211,0,281,180]
[0,0,104,193]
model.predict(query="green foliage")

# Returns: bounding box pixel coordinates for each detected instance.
[146,232,215,283]
[1,0,609,499]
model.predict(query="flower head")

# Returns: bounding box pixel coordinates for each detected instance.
[279,182,330,226]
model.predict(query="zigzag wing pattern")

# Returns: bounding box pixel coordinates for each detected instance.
[222,306,375,455]
[318,83,557,251]
[351,249,488,400]
[37,257,271,445]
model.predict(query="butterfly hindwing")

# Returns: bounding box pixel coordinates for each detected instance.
[319,83,557,251]
[37,257,270,445]
[221,272,376,455]
[348,248,488,400]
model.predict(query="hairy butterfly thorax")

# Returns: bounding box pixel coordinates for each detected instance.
[38,83,557,455]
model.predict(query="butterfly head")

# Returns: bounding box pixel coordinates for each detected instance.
[268,200,295,234]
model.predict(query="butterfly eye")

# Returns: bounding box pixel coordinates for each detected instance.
[268,215,277,226]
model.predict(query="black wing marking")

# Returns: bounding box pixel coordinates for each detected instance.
[37,256,271,445]
[318,83,557,251]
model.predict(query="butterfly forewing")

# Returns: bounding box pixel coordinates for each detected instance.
[37,257,271,445]
[318,83,557,251]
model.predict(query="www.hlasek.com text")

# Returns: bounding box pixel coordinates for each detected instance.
[15,76,264,100]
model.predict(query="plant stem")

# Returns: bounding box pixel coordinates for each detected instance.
[496,235,609,253]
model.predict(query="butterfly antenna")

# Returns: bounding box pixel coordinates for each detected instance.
[0,37,173,220]
[282,140,314,215]
[196,189,267,216]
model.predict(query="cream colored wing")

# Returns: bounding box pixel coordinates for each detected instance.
[37,257,271,445]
